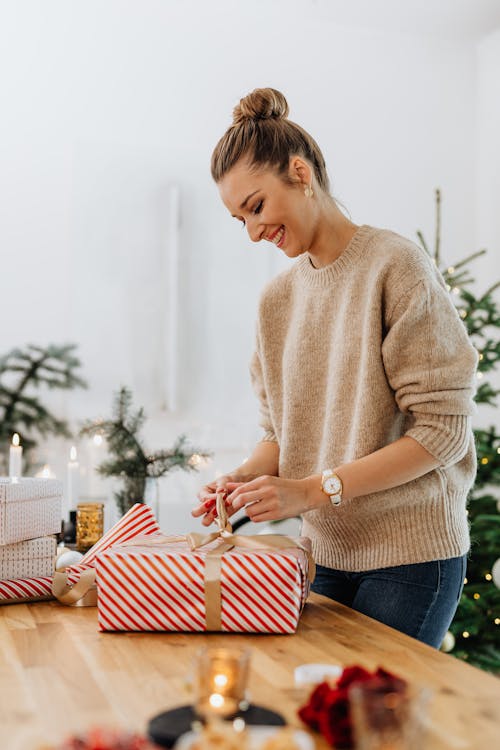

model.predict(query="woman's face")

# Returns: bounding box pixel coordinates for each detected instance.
[218,158,317,258]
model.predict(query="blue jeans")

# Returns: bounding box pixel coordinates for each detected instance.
[311,555,466,648]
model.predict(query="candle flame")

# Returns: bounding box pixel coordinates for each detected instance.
[214,673,228,688]
[209,693,224,709]
[70,446,77,461]
[12,433,20,447]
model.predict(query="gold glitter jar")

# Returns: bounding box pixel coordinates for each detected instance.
[76,502,104,551]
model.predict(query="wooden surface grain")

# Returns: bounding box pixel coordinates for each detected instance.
[0,593,499,750]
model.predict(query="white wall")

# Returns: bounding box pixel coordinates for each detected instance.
[475,27,500,428]
[0,1,498,531]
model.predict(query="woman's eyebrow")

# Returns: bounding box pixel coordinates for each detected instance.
[239,190,260,210]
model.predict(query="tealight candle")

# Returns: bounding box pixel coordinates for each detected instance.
[194,647,250,719]
[9,434,22,478]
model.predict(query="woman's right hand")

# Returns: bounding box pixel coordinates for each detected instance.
[192,475,245,527]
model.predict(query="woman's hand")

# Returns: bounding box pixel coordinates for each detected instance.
[228,475,317,523]
[192,475,245,527]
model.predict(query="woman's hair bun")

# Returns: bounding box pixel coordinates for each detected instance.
[232,88,289,126]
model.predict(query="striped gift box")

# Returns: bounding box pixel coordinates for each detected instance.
[0,575,53,604]
[57,503,161,600]
[95,534,312,633]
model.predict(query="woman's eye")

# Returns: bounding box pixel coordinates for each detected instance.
[253,200,263,215]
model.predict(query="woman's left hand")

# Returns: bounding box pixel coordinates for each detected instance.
[227,475,315,523]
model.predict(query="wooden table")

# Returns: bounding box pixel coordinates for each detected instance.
[0,593,499,750]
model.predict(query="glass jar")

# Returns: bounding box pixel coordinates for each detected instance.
[76,502,104,551]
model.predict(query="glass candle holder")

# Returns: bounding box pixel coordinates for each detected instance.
[194,646,251,720]
[76,502,104,552]
[349,679,430,750]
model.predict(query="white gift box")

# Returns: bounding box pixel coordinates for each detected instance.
[0,478,62,545]
[0,535,57,580]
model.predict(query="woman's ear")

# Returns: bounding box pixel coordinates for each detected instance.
[288,156,313,187]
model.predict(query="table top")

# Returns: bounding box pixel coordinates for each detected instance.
[0,593,499,750]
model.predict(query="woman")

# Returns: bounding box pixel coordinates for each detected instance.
[192,87,478,648]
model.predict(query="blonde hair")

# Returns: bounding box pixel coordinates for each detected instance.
[211,88,330,192]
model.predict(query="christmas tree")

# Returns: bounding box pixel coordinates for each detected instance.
[417,190,500,672]
[80,386,211,515]
[0,343,86,473]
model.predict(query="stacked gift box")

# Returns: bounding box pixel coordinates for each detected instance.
[0,478,63,603]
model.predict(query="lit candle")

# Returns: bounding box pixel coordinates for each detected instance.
[9,434,23,478]
[195,647,250,719]
[66,446,79,517]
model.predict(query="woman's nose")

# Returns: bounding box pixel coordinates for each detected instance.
[246,218,263,243]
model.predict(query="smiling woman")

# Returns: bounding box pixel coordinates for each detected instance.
[192,87,479,651]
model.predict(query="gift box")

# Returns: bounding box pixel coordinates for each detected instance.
[0,478,62,544]
[0,535,57,580]
[52,502,162,606]
[0,575,53,604]
[95,530,314,633]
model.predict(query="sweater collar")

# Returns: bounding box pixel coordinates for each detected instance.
[295,224,375,288]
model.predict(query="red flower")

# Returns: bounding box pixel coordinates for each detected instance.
[297,665,407,748]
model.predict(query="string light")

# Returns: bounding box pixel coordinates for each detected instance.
[446,284,451,292]
[473,593,480,600]
[459,309,467,319]
[462,631,470,638]
[447,266,455,274]
[464,578,468,584]
[477,372,484,380]
[478,353,484,361]
[481,457,489,465]
[497,448,500,455]
[485,573,492,581]
[495,619,500,625]
[452,287,460,295]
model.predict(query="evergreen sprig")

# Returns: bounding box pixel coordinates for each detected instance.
[0,343,86,470]
[80,386,211,515]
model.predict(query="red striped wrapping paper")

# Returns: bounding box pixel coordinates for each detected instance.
[95,535,312,633]
[64,503,161,587]
[0,575,53,604]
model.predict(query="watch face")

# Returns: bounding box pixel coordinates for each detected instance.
[323,475,341,495]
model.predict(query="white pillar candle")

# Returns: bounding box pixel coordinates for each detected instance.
[66,446,79,517]
[9,434,23,478]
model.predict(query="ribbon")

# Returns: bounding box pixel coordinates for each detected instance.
[121,493,316,630]
[52,546,98,607]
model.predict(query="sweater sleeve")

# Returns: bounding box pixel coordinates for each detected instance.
[249,343,278,443]
[381,277,479,467]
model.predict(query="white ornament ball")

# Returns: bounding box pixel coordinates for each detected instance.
[56,550,84,570]
[440,631,456,653]
[492,558,500,589]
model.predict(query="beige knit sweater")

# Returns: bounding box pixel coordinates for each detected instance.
[250,225,479,571]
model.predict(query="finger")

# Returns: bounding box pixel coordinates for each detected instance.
[247,508,279,523]
[227,476,269,503]
[202,508,218,527]
[231,489,267,511]
[191,499,216,518]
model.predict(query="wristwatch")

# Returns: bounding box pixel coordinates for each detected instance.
[321,469,343,507]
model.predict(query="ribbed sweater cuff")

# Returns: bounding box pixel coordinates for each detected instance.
[261,431,278,443]
[406,414,471,467]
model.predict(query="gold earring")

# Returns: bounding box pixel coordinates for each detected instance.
[304,185,314,198]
